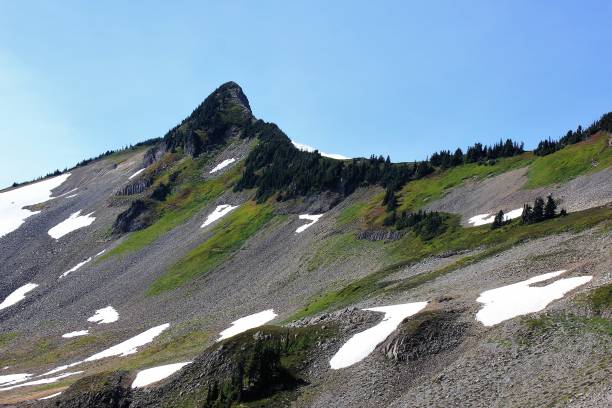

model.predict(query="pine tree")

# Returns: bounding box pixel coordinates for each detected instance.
[532,197,545,222]
[521,203,533,224]
[544,195,557,219]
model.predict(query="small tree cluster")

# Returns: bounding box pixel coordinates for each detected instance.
[491,210,508,229]
[521,195,565,224]
[384,210,449,240]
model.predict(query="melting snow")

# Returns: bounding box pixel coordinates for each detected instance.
[43,323,171,376]
[201,204,237,228]
[0,283,38,311]
[48,210,96,239]
[128,168,145,180]
[0,173,71,238]
[88,306,119,324]
[0,371,82,392]
[131,362,191,388]
[292,141,350,160]
[476,270,593,326]
[330,302,428,369]
[62,330,89,338]
[468,207,523,226]
[0,373,32,386]
[217,309,278,341]
[295,214,324,233]
[38,392,62,400]
[210,158,236,173]
[60,257,92,279]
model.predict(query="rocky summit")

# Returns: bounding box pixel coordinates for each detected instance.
[0,83,610,407]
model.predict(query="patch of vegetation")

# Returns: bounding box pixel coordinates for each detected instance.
[306,232,380,272]
[523,313,612,337]
[0,331,18,348]
[289,206,612,321]
[397,154,534,212]
[146,201,274,296]
[587,283,612,315]
[385,210,450,240]
[102,159,243,259]
[533,112,611,156]
[336,201,370,227]
[526,133,612,188]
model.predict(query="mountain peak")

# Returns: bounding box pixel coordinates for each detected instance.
[153,82,254,158]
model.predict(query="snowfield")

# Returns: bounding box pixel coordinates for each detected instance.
[476,270,593,326]
[330,302,429,369]
[468,207,523,226]
[295,214,324,233]
[210,158,236,173]
[38,392,62,400]
[201,204,237,228]
[62,330,89,338]
[217,309,278,341]
[0,173,71,238]
[0,283,38,311]
[131,362,192,388]
[88,306,119,324]
[48,210,96,239]
[291,141,350,160]
[128,168,145,180]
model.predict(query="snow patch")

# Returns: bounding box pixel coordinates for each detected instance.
[295,214,324,233]
[88,306,119,324]
[38,392,62,400]
[210,158,236,174]
[43,323,171,376]
[48,210,96,239]
[292,141,350,160]
[62,330,89,338]
[0,173,71,238]
[0,371,82,392]
[330,302,428,369]
[217,309,277,341]
[201,204,237,228]
[0,373,32,386]
[0,283,38,311]
[131,362,191,388]
[60,257,92,279]
[476,270,593,326]
[128,168,145,180]
[468,207,523,226]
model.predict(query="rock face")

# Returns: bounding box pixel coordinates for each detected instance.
[38,371,133,408]
[381,310,467,362]
[111,200,151,234]
[115,179,151,196]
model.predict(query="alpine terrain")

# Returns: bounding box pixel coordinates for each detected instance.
[0,82,610,407]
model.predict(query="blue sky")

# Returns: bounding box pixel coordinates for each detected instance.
[1,1,611,187]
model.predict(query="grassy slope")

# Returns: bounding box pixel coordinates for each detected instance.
[525,132,612,188]
[146,201,274,296]
[397,154,534,212]
[102,158,243,259]
[289,206,612,321]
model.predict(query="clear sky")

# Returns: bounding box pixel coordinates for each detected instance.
[1,1,611,188]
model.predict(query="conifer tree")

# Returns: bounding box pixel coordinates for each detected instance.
[532,197,545,222]
[491,210,505,229]
[544,194,557,219]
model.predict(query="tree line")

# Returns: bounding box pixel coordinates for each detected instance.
[430,139,525,169]
[491,194,566,229]
[534,112,612,156]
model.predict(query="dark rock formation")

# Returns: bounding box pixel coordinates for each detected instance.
[38,371,132,408]
[111,200,151,234]
[115,179,151,196]
[381,310,468,362]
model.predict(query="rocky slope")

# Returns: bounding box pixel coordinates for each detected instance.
[0,82,610,407]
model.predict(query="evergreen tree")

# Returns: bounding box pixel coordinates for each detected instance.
[521,203,533,224]
[531,197,544,222]
[544,195,557,219]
